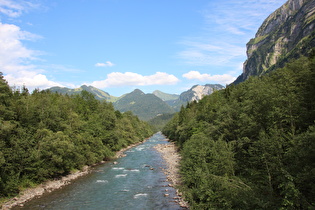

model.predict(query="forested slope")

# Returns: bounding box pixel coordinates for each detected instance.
[114,89,175,121]
[0,73,153,197]
[162,55,315,209]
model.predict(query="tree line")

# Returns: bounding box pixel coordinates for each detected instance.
[0,74,153,197]
[163,55,315,209]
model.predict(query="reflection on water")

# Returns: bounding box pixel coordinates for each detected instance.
[14,132,184,210]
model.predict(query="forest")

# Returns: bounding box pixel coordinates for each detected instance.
[163,55,315,209]
[0,74,153,198]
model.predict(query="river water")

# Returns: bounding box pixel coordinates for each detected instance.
[14,132,184,210]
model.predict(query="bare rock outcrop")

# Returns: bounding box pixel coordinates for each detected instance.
[234,0,315,84]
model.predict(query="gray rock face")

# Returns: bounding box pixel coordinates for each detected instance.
[234,0,315,84]
[179,84,224,102]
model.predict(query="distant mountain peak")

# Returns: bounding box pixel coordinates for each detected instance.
[184,84,224,102]
[47,85,117,102]
[113,89,175,121]
[160,84,224,111]
[132,89,145,95]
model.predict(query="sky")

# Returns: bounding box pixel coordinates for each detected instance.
[0,0,287,96]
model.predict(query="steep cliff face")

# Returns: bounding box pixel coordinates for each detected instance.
[234,0,315,84]
[179,84,225,102]
[165,84,224,111]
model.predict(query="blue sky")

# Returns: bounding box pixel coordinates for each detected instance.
[0,0,287,96]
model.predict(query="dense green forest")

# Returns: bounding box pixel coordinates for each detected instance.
[148,113,175,132]
[114,89,175,121]
[0,73,153,198]
[163,55,315,209]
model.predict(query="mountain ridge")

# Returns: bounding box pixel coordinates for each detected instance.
[113,89,176,121]
[48,83,224,120]
[234,0,315,84]
[167,84,225,111]
[48,85,118,102]
[152,90,179,101]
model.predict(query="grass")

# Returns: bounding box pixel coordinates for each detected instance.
[248,35,269,45]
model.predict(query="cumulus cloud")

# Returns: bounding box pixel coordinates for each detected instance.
[0,1,60,90]
[0,22,63,90]
[0,22,42,66]
[5,71,63,90]
[183,71,236,85]
[90,72,179,88]
[95,61,115,67]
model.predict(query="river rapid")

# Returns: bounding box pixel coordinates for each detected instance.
[13,132,184,210]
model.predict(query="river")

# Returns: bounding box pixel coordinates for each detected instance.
[13,132,184,210]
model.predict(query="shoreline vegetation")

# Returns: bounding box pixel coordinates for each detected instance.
[154,139,189,209]
[162,56,315,208]
[0,74,154,209]
[1,139,148,210]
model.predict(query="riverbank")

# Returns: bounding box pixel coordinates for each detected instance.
[1,139,148,210]
[114,139,147,158]
[154,140,189,209]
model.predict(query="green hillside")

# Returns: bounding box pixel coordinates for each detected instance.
[48,85,118,102]
[152,90,179,101]
[148,113,175,132]
[0,75,153,198]
[113,89,175,121]
[163,55,315,209]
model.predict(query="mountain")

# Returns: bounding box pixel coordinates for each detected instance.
[113,89,175,121]
[152,90,179,101]
[48,85,118,102]
[179,84,225,102]
[234,0,315,84]
[48,84,224,119]
[168,84,225,111]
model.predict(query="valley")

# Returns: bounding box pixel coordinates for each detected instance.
[1,0,315,209]
[48,84,224,121]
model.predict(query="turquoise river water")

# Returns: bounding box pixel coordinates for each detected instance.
[13,132,185,210]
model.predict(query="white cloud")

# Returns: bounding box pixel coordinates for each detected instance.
[204,0,286,36]
[95,61,115,67]
[178,41,245,66]
[183,71,236,85]
[178,0,286,67]
[0,0,39,18]
[0,22,63,90]
[5,71,63,90]
[90,72,179,88]
[0,23,36,66]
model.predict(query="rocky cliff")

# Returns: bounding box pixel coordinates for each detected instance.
[234,0,315,84]
[167,84,225,111]
[179,84,225,102]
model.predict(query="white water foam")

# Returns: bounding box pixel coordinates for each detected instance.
[96,180,108,183]
[133,193,148,199]
[135,146,145,151]
[115,174,127,178]
[123,169,140,172]
[112,167,124,170]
